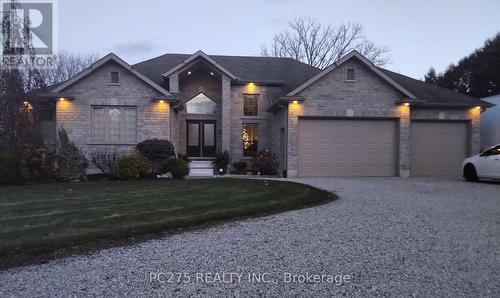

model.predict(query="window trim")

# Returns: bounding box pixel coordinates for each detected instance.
[345,67,356,82]
[242,123,259,157]
[91,105,137,144]
[243,94,259,117]
[109,71,120,85]
[185,92,217,115]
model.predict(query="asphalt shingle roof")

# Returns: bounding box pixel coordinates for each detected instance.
[133,52,488,107]
[378,67,487,107]
[132,54,321,94]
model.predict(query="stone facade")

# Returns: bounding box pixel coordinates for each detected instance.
[228,84,281,162]
[56,61,170,157]
[53,55,481,178]
[285,58,480,177]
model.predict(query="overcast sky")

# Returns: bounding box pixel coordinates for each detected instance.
[59,0,500,79]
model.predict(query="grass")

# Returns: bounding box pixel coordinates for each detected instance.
[0,178,334,268]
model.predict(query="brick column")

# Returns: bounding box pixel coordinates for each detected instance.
[221,75,231,151]
[470,108,481,154]
[286,102,303,178]
[398,105,410,178]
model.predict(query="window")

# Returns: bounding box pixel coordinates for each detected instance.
[110,71,120,84]
[186,93,216,114]
[481,145,500,157]
[346,67,356,81]
[243,95,259,116]
[92,106,136,143]
[242,123,258,156]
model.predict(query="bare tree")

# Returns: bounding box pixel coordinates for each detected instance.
[38,51,99,86]
[261,17,390,68]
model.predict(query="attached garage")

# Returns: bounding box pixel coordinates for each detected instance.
[410,121,469,176]
[297,118,398,177]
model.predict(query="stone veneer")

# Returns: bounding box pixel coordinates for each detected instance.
[55,57,480,178]
[285,58,480,178]
[56,61,170,157]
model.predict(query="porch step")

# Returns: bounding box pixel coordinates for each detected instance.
[189,161,214,177]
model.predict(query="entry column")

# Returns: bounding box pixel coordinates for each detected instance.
[221,75,231,151]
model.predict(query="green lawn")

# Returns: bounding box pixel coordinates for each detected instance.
[0,178,334,267]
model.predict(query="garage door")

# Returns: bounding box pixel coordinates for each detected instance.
[297,119,398,177]
[410,121,468,176]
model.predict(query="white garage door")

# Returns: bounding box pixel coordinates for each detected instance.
[297,118,398,177]
[410,121,469,176]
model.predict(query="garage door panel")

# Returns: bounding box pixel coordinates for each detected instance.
[410,121,468,177]
[298,119,398,177]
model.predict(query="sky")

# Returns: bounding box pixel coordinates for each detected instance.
[59,0,500,79]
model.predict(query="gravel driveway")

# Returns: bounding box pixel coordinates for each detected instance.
[1,177,499,297]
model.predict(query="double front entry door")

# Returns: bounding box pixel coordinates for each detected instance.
[186,120,216,157]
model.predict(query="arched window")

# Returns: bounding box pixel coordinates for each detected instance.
[186,93,216,114]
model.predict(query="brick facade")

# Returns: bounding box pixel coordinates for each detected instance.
[53,55,481,178]
[285,59,480,177]
[56,61,169,157]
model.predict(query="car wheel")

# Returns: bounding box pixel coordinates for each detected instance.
[464,164,479,182]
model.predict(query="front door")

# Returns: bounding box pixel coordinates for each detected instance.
[186,120,216,157]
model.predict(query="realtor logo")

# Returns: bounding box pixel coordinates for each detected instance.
[1,0,58,69]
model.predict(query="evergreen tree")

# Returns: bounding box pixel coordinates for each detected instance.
[424,67,438,84]
[424,33,500,98]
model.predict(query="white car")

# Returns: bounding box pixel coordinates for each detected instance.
[462,144,500,181]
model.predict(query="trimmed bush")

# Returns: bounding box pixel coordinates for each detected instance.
[136,139,175,161]
[214,150,231,175]
[54,128,88,181]
[251,149,279,175]
[232,161,247,174]
[163,158,189,179]
[136,139,175,173]
[115,154,152,180]
[0,150,18,184]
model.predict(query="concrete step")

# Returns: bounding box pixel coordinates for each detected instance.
[189,161,213,169]
[189,168,214,177]
[188,161,214,177]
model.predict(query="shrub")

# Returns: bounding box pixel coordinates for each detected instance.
[18,146,58,183]
[54,128,88,181]
[163,158,189,179]
[136,139,175,161]
[0,150,18,184]
[177,153,190,164]
[251,149,279,175]
[136,139,175,173]
[213,150,231,175]
[90,150,123,174]
[115,154,152,180]
[231,161,247,174]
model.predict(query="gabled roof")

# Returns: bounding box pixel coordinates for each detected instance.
[50,53,172,96]
[133,52,321,94]
[162,50,237,80]
[286,50,416,99]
